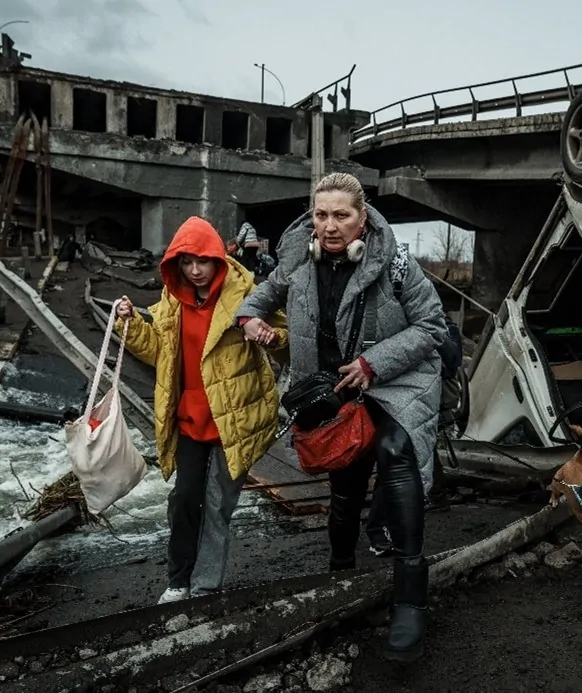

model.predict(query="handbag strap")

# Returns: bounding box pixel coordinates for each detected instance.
[346,284,377,363]
[345,291,366,364]
[362,284,377,351]
[82,300,130,424]
[275,285,377,440]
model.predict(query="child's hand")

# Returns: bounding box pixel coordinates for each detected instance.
[116,296,134,320]
[242,317,276,346]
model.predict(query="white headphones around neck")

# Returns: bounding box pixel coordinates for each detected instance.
[309,233,366,263]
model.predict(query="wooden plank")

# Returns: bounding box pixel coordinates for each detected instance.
[249,446,330,515]
[265,438,292,464]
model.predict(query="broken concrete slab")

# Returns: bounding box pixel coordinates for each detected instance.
[1,501,571,692]
[544,541,582,569]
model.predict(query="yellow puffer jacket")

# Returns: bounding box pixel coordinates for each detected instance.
[116,257,288,481]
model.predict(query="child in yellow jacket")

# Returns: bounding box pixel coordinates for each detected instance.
[116,216,287,603]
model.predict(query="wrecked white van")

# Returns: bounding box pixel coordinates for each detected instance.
[453,92,582,477]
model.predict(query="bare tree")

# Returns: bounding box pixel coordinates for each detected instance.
[431,224,474,264]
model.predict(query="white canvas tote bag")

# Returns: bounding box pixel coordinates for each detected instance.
[65,300,147,515]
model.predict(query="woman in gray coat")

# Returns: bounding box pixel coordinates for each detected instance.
[237,172,447,661]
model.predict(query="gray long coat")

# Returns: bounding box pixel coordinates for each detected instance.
[236,204,448,492]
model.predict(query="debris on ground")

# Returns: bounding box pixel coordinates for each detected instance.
[0,588,52,640]
[79,241,162,289]
[80,242,155,273]
[230,534,582,693]
[22,471,90,524]
[543,540,582,569]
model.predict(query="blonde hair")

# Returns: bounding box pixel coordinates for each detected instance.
[314,173,365,212]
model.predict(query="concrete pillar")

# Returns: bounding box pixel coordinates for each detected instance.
[107,91,127,135]
[141,197,241,255]
[324,109,370,159]
[204,106,222,146]
[248,114,265,151]
[142,199,168,255]
[329,124,346,159]
[51,81,73,129]
[156,97,176,139]
[290,113,309,157]
[472,225,541,311]
[211,199,241,239]
[0,75,16,119]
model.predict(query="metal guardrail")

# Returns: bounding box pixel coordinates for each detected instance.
[352,63,582,144]
[0,258,155,442]
[293,64,356,112]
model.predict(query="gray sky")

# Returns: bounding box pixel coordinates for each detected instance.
[4,0,582,253]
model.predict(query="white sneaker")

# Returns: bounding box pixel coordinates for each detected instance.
[157,587,190,604]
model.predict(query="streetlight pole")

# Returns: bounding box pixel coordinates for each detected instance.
[255,63,265,103]
[253,63,286,106]
[0,20,30,33]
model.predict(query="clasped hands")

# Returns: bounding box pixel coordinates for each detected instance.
[241,318,369,391]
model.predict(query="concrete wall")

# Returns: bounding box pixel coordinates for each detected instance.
[51,80,73,129]
[0,67,369,160]
[0,68,375,259]
[0,77,15,120]
[141,198,241,254]
[107,91,127,135]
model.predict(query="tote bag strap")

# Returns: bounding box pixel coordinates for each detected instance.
[82,299,130,424]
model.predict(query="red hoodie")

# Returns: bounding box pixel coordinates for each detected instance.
[159,217,228,444]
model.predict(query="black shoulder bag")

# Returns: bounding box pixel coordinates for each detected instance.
[278,285,376,437]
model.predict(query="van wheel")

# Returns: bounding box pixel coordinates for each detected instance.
[453,366,470,437]
[561,91,582,189]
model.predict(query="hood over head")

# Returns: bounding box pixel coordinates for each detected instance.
[159,217,228,306]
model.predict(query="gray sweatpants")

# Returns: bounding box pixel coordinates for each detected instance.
[167,435,246,593]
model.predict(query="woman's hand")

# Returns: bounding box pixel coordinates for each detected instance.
[241,317,276,346]
[116,295,134,320]
[335,359,371,392]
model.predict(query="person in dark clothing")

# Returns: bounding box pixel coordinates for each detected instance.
[236,172,448,662]
[428,315,462,507]
[57,234,82,262]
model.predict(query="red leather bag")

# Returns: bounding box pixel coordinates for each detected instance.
[282,284,378,475]
[292,398,376,475]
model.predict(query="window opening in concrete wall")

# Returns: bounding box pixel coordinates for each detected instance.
[176,104,205,144]
[17,80,51,125]
[265,117,292,155]
[222,111,249,150]
[324,123,333,159]
[127,96,157,138]
[73,88,107,133]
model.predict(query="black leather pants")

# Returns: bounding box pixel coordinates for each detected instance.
[328,399,429,658]
[328,398,425,564]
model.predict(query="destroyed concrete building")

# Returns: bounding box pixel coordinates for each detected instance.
[0,48,374,255]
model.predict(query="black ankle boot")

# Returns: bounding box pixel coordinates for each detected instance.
[329,555,356,572]
[384,556,428,662]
